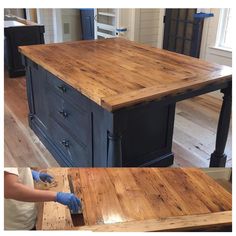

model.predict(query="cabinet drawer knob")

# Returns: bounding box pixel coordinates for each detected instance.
[58,110,68,118]
[61,139,70,148]
[57,85,67,93]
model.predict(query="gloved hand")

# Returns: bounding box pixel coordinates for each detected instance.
[31,170,54,183]
[56,192,82,214]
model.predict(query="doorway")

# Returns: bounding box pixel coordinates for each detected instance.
[163,9,204,58]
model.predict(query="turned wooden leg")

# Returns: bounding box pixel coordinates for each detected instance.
[107,132,122,167]
[210,84,232,167]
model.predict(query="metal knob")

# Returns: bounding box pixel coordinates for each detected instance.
[58,110,68,118]
[57,85,67,93]
[61,139,70,148]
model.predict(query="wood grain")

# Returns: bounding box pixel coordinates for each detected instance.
[36,168,74,229]
[75,211,232,232]
[36,168,232,231]
[19,38,232,111]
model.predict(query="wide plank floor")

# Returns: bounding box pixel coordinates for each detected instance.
[4,73,232,168]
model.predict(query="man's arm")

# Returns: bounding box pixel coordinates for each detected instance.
[4,171,57,202]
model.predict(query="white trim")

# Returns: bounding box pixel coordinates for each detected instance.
[25,9,30,20]
[98,12,116,17]
[97,32,114,38]
[207,46,232,58]
[209,46,232,53]
[157,8,165,48]
[52,9,63,43]
[94,9,97,39]
[36,8,41,23]
[129,9,138,41]
[97,22,115,32]
[216,8,232,49]
[133,9,141,42]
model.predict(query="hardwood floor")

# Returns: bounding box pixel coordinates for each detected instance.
[4,74,232,167]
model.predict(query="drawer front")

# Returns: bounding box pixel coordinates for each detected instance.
[49,119,92,167]
[47,87,91,146]
[46,71,89,110]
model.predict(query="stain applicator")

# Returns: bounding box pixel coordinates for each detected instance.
[68,174,85,226]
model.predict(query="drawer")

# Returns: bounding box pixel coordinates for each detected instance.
[47,87,91,147]
[46,71,89,111]
[49,118,92,167]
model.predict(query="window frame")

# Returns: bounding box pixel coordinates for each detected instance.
[216,8,232,50]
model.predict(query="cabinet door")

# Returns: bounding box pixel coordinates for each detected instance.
[80,9,95,40]
[29,63,49,129]
[5,26,44,76]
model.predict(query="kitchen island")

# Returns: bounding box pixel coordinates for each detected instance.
[36,168,232,231]
[19,38,232,167]
[4,15,44,77]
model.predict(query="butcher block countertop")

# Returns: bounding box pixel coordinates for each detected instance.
[36,168,232,231]
[19,38,232,111]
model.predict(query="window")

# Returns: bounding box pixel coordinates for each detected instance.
[217,8,232,50]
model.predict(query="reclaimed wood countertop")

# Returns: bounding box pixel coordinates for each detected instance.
[19,38,232,111]
[36,168,232,231]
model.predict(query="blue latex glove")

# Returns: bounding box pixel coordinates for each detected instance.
[56,192,82,214]
[31,170,53,183]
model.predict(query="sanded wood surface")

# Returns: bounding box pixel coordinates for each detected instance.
[36,168,232,231]
[19,38,232,111]
[76,211,232,232]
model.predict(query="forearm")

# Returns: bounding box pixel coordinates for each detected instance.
[5,182,57,202]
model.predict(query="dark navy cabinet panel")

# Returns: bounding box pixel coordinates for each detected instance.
[116,102,175,166]
[47,88,91,146]
[46,71,90,111]
[29,62,49,130]
[80,9,95,40]
[24,57,176,167]
[25,59,93,167]
[49,119,92,167]
[4,25,44,77]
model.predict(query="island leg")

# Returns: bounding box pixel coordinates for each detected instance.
[210,84,232,167]
[107,132,122,167]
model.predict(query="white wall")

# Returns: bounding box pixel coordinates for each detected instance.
[61,9,82,42]
[37,9,82,44]
[117,9,136,40]
[37,9,54,44]
[118,8,164,48]
[137,9,160,47]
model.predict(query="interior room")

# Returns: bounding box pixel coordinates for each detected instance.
[4,8,232,168]
[3,7,232,232]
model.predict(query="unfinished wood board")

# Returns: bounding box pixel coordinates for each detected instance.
[36,168,74,229]
[19,38,232,111]
[37,168,232,231]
